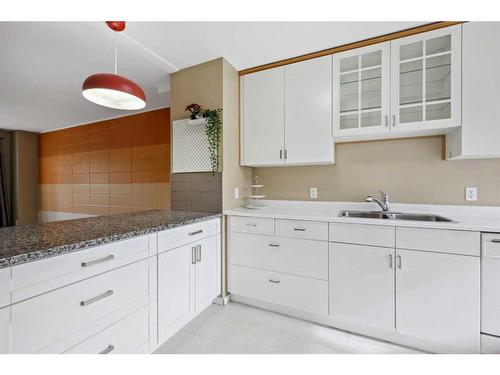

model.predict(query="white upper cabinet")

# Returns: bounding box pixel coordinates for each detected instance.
[241,67,285,166]
[447,22,500,159]
[284,56,334,165]
[391,25,461,133]
[241,58,334,167]
[333,42,391,139]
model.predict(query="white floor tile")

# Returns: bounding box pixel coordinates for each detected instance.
[154,302,424,355]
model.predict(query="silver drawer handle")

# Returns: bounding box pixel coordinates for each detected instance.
[81,290,114,307]
[268,243,280,247]
[269,279,280,284]
[81,254,114,267]
[246,223,257,227]
[491,239,500,243]
[196,244,201,262]
[389,254,393,269]
[189,229,203,236]
[397,255,402,269]
[192,247,197,264]
[293,228,306,232]
[99,344,115,354]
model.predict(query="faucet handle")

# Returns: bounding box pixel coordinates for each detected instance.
[379,191,390,204]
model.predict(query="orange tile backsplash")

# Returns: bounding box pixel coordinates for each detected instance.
[39,108,171,216]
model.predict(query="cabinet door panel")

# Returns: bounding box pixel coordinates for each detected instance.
[391,25,461,132]
[333,42,391,139]
[0,307,9,353]
[195,236,219,313]
[330,243,395,331]
[241,67,285,166]
[158,244,194,343]
[284,55,334,165]
[396,249,480,352]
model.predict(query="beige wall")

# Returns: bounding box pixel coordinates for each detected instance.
[253,136,500,206]
[222,58,252,210]
[170,58,223,121]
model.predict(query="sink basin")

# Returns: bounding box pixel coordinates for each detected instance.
[339,210,455,222]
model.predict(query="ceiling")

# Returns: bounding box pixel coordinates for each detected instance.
[0,21,426,133]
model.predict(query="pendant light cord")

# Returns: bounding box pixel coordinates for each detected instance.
[114,31,117,74]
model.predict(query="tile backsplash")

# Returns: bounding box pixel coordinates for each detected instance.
[171,172,222,213]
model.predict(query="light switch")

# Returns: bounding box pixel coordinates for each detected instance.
[234,187,239,199]
[465,187,477,201]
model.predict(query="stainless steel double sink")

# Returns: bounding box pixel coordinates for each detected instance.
[339,210,455,222]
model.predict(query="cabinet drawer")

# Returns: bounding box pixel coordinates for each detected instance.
[230,216,274,235]
[11,259,148,353]
[65,306,148,354]
[482,233,500,257]
[158,218,220,253]
[230,265,328,315]
[0,267,10,309]
[275,219,328,241]
[11,235,149,303]
[230,232,328,280]
[330,223,394,248]
[396,227,480,256]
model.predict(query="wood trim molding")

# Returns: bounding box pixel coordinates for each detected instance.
[239,21,464,76]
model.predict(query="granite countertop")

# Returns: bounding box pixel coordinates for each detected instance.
[0,210,222,269]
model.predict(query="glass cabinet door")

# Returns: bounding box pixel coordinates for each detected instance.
[391,25,461,130]
[334,42,391,137]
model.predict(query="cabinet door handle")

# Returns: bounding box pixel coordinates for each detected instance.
[99,344,115,354]
[81,290,114,307]
[392,114,396,127]
[389,254,393,268]
[189,229,203,236]
[192,247,197,264]
[284,149,288,160]
[246,223,257,227]
[385,115,388,127]
[81,254,114,268]
[293,227,306,232]
[397,255,402,269]
[269,278,280,284]
[280,150,283,159]
[196,244,201,262]
[491,239,500,243]
[268,243,280,248]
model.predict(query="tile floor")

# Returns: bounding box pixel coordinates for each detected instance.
[154,302,423,354]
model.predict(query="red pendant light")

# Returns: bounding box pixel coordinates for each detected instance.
[82,21,146,110]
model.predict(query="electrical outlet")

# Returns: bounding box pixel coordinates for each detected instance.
[234,187,239,199]
[310,187,318,199]
[465,187,477,201]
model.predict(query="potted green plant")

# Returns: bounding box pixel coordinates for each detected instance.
[203,108,222,174]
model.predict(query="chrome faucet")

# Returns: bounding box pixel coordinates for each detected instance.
[365,191,390,212]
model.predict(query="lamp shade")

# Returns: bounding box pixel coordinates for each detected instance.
[82,73,146,110]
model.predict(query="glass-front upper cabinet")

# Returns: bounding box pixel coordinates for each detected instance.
[333,42,391,138]
[390,25,461,131]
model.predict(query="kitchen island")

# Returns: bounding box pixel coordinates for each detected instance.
[0,210,222,354]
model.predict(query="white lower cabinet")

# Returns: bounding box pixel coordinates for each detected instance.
[329,243,395,331]
[231,265,328,315]
[158,234,220,343]
[395,249,480,352]
[64,306,149,354]
[0,307,9,353]
[11,259,149,353]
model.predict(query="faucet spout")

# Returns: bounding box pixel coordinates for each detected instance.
[365,191,390,212]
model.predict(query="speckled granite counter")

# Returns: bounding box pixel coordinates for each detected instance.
[0,210,221,269]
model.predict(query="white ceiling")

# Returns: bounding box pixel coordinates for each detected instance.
[0,21,426,133]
